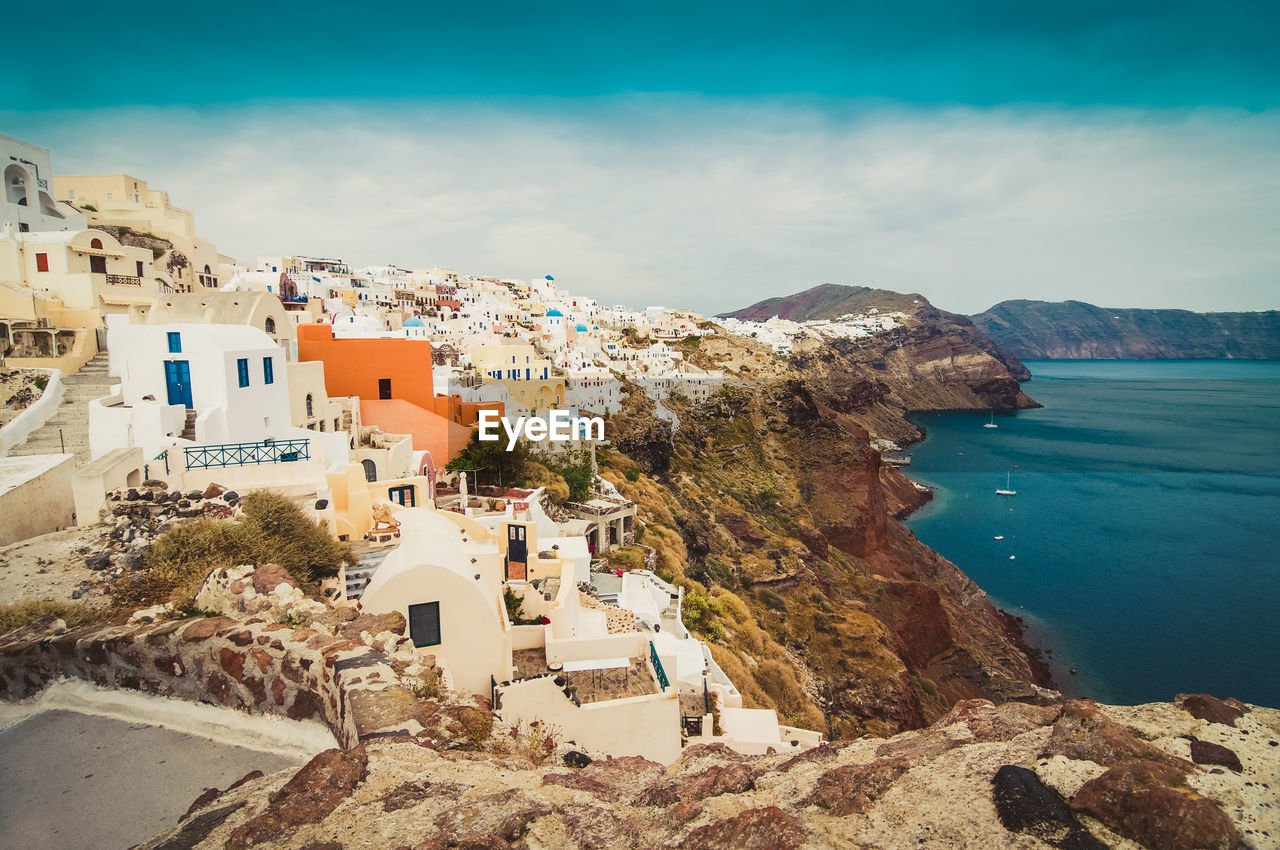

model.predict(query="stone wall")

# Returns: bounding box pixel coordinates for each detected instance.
[0,610,429,749]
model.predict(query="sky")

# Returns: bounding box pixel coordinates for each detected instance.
[5,1,1278,315]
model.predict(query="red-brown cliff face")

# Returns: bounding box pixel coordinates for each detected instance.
[605,316,1051,738]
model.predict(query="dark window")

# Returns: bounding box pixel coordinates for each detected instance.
[305,394,313,416]
[378,378,391,399]
[362,459,377,482]
[35,252,49,272]
[237,358,249,388]
[319,420,325,431]
[263,356,274,384]
[90,255,107,274]
[389,485,416,507]
[408,601,441,647]
[167,332,181,353]
[90,238,103,249]
[265,317,276,334]
[136,260,144,277]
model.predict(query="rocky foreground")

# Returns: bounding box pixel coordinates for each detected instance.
[144,695,1278,850]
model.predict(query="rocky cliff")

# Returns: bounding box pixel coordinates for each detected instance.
[145,694,1279,849]
[971,300,1280,360]
[599,308,1048,740]
[720,283,1034,386]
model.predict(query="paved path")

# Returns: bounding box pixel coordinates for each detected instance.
[0,709,304,850]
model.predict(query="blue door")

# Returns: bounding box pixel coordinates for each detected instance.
[164,360,192,408]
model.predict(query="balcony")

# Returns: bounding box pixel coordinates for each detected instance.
[183,438,311,470]
[105,274,142,287]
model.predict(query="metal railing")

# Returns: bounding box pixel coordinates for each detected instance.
[649,640,669,690]
[105,274,142,287]
[183,438,310,470]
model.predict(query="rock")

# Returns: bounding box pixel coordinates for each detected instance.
[430,788,551,845]
[682,806,806,850]
[990,765,1106,849]
[1177,693,1249,727]
[226,746,368,848]
[542,755,666,803]
[181,616,236,641]
[252,563,299,594]
[202,483,226,499]
[85,552,111,571]
[1070,760,1245,850]
[1189,739,1243,772]
[383,779,464,812]
[1042,700,1193,769]
[180,786,223,821]
[127,488,140,501]
[803,757,911,816]
[641,762,756,805]
[942,699,1062,743]
[338,611,407,640]
[122,552,143,571]
[224,490,240,503]
[563,751,593,768]
[70,589,84,600]
[144,479,168,490]
[349,687,425,737]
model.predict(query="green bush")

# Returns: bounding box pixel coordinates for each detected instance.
[503,586,525,622]
[682,590,725,641]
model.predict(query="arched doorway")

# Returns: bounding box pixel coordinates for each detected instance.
[361,459,377,482]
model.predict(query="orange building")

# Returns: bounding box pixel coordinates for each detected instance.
[297,324,502,466]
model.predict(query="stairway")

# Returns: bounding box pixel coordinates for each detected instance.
[8,353,115,466]
[180,409,196,441]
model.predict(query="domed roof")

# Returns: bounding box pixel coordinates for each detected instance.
[575,324,589,332]
[545,275,555,280]
[546,309,564,317]
[403,317,425,327]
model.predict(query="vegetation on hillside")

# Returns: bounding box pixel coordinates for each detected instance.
[0,598,111,636]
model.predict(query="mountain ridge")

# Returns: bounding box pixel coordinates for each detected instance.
[970,299,1280,359]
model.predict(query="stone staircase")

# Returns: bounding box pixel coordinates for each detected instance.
[180,409,196,441]
[9,353,115,466]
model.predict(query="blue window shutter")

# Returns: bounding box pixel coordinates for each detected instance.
[167,332,181,353]
[237,358,250,388]
[263,356,274,384]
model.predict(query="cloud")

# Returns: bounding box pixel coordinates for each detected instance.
[6,99,1279,314]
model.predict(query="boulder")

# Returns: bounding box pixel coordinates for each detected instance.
[1176,693,1249,727]
[202,483,226,499]
[226,746,368,848]
[85,552,111,571]
[682,806,806,850]
[1189,740,1243,772]
[1042,700,1193,769]
[542,755,666,803]
[1070,760,1245,850]
[563,751,593,769]
[640,762,756,805]
[430,788,551,846]
[803,757,911,816]
[990,765,1106,849]
[252,563,299,595]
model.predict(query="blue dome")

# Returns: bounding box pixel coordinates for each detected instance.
[575,324,589,332]
[546,309,564,317]
[403,317,425,327]
[545,275,555,280]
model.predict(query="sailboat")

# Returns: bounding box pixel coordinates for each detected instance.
[983,411,998,429]
[996,471,1017,496]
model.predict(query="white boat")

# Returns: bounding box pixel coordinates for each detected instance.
[983,411,998,429]
[996,471,1017,496]
[994,535,1004,540]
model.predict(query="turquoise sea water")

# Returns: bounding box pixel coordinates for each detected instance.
[905,360,1280,707]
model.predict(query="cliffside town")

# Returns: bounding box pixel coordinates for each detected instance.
[2,135,1276,849]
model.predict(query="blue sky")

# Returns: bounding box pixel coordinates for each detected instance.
[6,1,1278,313]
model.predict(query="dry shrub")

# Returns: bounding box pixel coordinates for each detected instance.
[128,490,353,606]
[505,719,562,764]
[0,598,110,635]
[524,461,570,505]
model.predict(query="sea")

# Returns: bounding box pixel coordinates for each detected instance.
[904,360,1280,708]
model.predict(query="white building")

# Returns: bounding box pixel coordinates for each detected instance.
[2,135,86,234]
